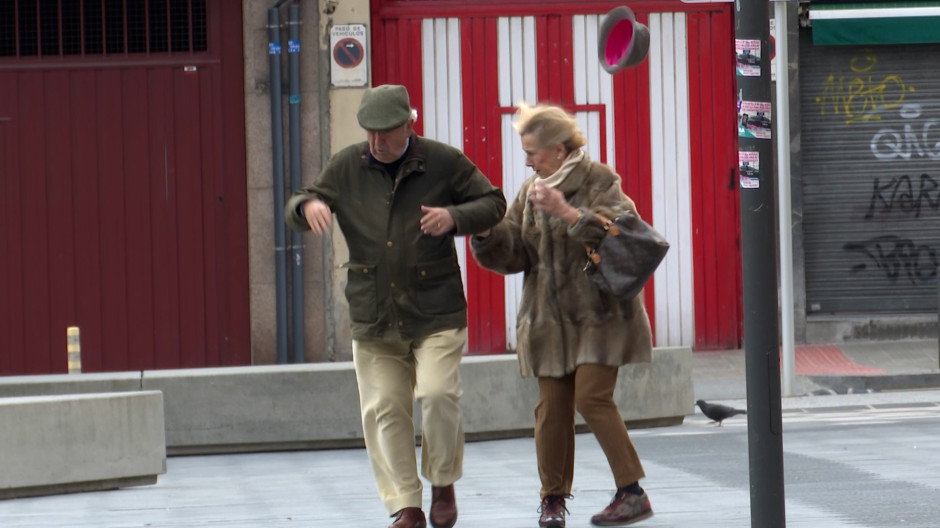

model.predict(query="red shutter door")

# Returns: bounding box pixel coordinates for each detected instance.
[0,1,249,374]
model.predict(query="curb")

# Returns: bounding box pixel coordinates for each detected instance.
[806,372,940,394]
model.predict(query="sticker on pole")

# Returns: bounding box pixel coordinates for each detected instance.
[330,24,368,87]
[735,39,761,77]
[739,151,760,189]
[738,100,772,140]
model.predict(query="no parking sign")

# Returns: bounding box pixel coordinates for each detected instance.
[330,24,368,87]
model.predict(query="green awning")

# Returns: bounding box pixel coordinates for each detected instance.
[811,2,940,45]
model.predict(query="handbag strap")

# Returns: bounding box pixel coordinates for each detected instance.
[583,213,621,263]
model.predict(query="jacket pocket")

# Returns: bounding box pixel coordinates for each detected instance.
[414,257,467,314]
[345,262,378,323]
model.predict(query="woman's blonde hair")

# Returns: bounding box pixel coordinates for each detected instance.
[513,102,587,153]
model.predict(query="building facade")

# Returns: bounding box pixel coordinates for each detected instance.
[11,0,932,374]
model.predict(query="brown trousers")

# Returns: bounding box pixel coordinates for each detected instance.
[535,364,645,498]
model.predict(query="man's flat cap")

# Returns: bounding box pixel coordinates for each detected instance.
[357,84,412,131]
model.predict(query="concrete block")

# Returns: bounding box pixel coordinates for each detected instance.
[0,348,692,456]
[0,371,142,398]
[616,346,695,424]
[456,355,539,439]
[806,314,938,343]
[457,347,692,440]
[0,391,166,499]
[142,363,363,454]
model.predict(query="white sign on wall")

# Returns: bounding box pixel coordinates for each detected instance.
[330,24,368,87]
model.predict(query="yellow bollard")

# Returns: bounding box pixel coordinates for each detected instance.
[67,326,82,374]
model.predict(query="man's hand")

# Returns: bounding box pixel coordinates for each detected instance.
[420,205,454,236]
[302,199,333,235]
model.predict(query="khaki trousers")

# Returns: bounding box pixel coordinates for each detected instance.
[535,364,645,498]
[353,328,466,515]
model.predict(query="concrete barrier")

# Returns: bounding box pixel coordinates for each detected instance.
[0,391,167,499]
[456,347,692,440]
[142,362,363,454]
[0,347,692,456]
[0,371,142,397]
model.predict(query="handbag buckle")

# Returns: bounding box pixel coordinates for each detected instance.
[583,248,602,270]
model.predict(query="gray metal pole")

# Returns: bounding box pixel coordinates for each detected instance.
[268,7,289,364]
[287,4,305,364]
[774,0,796,397]
[735,1,786,526]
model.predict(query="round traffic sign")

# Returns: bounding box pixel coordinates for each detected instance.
[333,38,364,69]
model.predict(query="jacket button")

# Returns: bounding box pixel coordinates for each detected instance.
[390,282,396,288]
[387,241,393,247]
[420,270,427,276]
[362,268,369,274]
[397,321,403,327]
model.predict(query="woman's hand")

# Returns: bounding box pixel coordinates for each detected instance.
[528,179,580,225]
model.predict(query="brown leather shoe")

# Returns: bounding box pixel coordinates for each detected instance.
[389,507,427,528]
[429,484,457,528]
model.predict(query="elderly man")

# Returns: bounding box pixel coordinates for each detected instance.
[285,85,506,528]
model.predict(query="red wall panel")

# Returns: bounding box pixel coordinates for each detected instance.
[688,9,742,349]
[368,0,743,350]
[218,6,251,366]
[19,72,54,373]
[70,69,105,373]
[44,71,76,372]
[0,74,24,374]
[174,69,208,368]
[461,17,507,354]
[122,69,157,371]
[0,2,250,374]
[98,68,131,371]
[611,11,656,338]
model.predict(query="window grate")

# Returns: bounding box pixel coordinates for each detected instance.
[0,0,208,58]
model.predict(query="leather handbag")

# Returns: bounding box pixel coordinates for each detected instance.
[583,212,670,301]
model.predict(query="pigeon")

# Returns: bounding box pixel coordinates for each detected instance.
[696,399,746,426]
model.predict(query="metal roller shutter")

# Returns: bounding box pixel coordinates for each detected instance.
[799,30,940,313]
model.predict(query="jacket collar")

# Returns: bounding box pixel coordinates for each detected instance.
[359,133,426,168]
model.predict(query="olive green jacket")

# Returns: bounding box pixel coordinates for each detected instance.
[285,134,506,340]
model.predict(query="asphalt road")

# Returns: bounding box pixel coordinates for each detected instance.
[2,391,939,527]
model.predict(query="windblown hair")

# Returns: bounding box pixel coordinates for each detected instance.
[513,102,587,153]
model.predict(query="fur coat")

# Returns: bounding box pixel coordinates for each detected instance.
[471,155,652,378]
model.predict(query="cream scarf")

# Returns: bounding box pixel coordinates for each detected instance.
[538,149,586,188]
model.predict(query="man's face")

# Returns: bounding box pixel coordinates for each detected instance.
[366,120,413,163]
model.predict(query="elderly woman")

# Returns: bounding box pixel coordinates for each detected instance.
[470,103,654,528]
